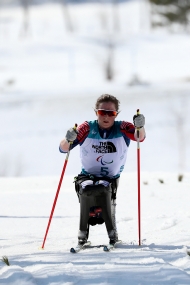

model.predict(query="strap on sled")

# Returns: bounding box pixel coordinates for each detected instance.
[74,173,120,201]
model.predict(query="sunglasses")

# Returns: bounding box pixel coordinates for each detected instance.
[96,109,118,117]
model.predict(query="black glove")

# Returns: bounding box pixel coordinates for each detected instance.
[133,114,145,128]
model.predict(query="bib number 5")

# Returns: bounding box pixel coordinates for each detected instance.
[100,167,109,176]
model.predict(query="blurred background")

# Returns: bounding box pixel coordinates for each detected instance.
[0,0,190,177]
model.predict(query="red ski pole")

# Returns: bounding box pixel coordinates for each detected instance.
[136,109,141,246]
[41,124,77,249]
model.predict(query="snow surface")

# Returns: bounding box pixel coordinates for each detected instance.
[1,173,190,284]
[1,0,190,284]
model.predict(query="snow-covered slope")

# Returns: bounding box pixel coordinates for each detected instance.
[1,173,190,284]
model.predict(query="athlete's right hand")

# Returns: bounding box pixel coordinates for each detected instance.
[65,127,78,142]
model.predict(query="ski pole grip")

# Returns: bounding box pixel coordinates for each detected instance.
[69,124,78,147]
[136,109,140,139]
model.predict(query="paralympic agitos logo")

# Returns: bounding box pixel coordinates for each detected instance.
[92,141,117,153]
[96,155,113,165]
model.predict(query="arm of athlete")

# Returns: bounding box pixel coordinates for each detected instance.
[59,121,90,153]
[120,114,146,143]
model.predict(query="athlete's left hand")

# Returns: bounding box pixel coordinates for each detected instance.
[133,114,145,128]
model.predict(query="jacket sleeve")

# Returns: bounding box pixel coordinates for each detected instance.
[69,121,90,150]
[120,121,145,143]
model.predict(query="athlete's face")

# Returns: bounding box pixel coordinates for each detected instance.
[96,102,118,129]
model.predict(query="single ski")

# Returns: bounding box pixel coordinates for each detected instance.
[70,241,91,253]
[103,240,122,252]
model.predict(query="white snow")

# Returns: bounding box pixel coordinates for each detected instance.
[1,174,190,284]
[1,0,190,284]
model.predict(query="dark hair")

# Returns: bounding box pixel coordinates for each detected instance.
[95,94,120,111]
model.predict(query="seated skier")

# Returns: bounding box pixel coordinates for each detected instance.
[59,94,146,246]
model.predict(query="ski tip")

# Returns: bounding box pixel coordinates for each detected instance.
[70,248,76,253]
[103,246,110,252]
